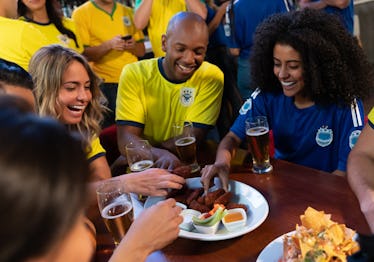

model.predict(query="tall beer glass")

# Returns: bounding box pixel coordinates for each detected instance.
[245,116,273,174]
[96,179,134,246]
[173,121,200,173]
[125,140,154,172]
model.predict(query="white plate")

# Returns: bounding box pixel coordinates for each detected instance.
[142,177,269,241]
[256,231,294,262]
[257,230,359,262]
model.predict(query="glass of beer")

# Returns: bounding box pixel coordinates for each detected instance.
[125,140,154,172]
[245,116,273,174]
[96,179,134,246]
[173,120,200,173]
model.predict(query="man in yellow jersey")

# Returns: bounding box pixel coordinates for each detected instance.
[116,12,224,170]
[0,0,48,70]
[134,0,207,58]
[72,0,145,128]
[347,109,374,233]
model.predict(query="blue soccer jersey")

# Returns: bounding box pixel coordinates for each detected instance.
[230,89,365,172]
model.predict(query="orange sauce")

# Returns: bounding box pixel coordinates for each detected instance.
[224,212,243,223]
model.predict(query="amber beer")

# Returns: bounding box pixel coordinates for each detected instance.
[175,136,197,164]
[130,159,154,172]
[101,198,133,245]
[246,126,272,173]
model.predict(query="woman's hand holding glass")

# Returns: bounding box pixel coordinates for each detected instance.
[110,198,183,261]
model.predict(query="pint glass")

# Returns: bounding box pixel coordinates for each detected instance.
[125,140,154,172]
[96,180,134,245]
[245,116,273,174]
[173,121,200,173]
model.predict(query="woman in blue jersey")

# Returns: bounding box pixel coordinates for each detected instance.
[201,8,374,192]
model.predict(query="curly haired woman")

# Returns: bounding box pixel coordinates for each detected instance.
[201,8,374,192]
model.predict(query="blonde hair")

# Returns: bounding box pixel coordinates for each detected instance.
[29,45,106,146]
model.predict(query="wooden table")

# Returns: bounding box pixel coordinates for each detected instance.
[93,159,370,262]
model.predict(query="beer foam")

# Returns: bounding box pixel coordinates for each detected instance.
[102,201,132,219]
[175,136,196,146]
[246,127,269,136]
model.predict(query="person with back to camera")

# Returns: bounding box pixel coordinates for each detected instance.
[116,11,224,170]
[200,8,374,193]
[18,0,83,53]
[0,108,183,262]
[29,45,185,199]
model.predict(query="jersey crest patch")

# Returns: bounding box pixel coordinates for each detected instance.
[349,130,361,149]
[123,16,132,26]
[239,98,252,115]
[58,34,69,46]
[315,126,333,147]
[180,87,195,106]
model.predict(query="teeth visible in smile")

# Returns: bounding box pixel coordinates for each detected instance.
[178,64,194,72]
[69,105,85,110]
[281,81,295,87]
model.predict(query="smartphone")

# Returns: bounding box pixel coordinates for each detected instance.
[122,35,132,41]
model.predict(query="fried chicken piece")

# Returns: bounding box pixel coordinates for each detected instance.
[204,188,225,207]
[214,191,233,206]
[189,200,211,213]
[186,188,204,206]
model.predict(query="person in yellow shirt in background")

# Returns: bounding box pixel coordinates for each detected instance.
[134,0,207,58]
[116,12,224,170]
[18,0,83,53]
[72,0,145,128]
[0,0,48,70]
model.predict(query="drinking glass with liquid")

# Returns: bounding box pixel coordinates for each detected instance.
[173,120,200,173]
[96,179,134,246]
[125,140,154,172]
[245,116,273,174]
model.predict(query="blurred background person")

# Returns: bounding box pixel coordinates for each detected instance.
[0,58,35,111]
[116,12,223,170]
[0,108,183,262]
[18,0,83,53]
[201,9,373,192]
[72,0,145,128]
[0,0,48,70]
[224,0,291,100]
[204,0,241,140]
[133,0,207,58]
[299,0,354,34]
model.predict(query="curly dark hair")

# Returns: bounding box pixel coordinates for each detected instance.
[250,8,374,106]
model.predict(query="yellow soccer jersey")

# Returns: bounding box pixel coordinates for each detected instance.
[87,136,106,162]
[368,107,374,127]
[116,58,224,145]
[19,16,83,53]
[72,0,144,83]
[140,0,186,57]
[0,17,48,70]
